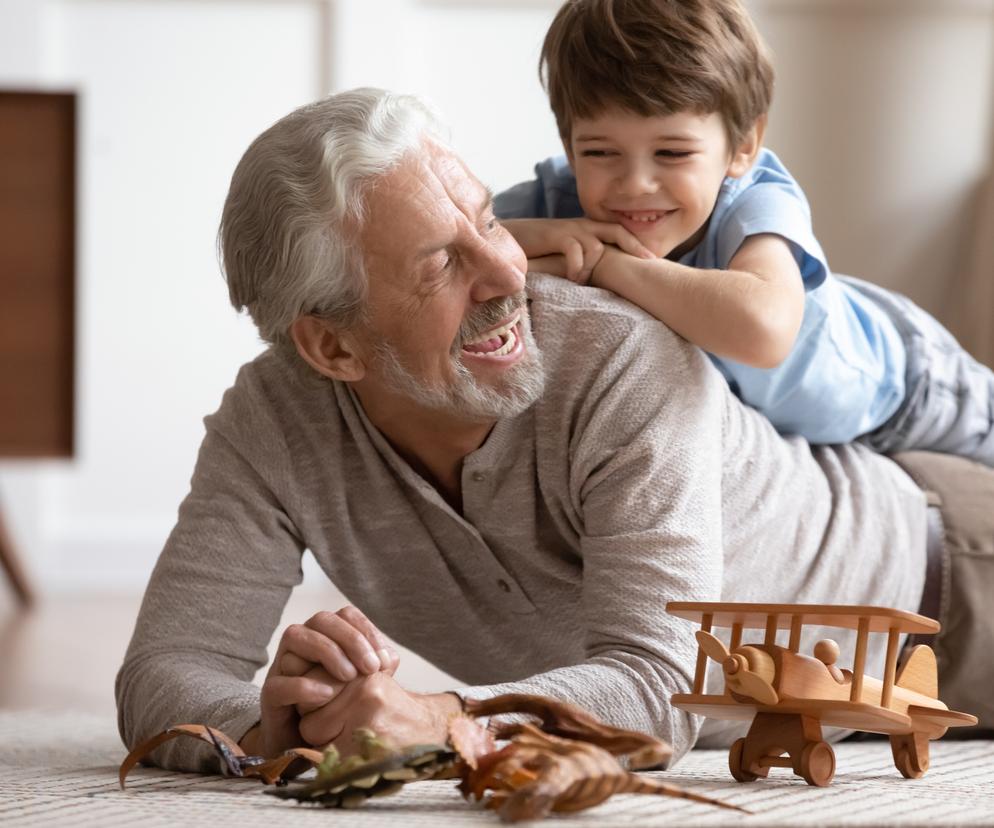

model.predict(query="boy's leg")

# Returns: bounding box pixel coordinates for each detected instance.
[889,450,994,732]
[845,276,994,466]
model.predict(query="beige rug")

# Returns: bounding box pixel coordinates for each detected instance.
[2,711,992,826]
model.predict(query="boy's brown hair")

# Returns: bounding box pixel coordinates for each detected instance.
[540,0,774,149]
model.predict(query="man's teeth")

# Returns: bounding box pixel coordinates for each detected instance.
[490,326,517,356]
[463,313,520,355]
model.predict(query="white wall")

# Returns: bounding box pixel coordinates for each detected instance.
[1,0,992,597]
[751,0,994,318]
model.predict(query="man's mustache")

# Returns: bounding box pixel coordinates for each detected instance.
[453,292,527,353]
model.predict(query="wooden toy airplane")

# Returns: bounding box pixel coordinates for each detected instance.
[667,602,977,787]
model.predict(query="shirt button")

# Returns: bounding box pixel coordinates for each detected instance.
[471,471,486,483]
[497,579,511,593]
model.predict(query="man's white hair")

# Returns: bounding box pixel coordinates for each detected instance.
[219,88,447,348]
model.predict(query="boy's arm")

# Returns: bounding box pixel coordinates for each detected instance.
[590,233,805,369]
[502,217,654,283]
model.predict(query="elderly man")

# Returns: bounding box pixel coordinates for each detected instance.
[117,89,993,773]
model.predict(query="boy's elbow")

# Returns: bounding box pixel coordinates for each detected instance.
[734,312,798,369]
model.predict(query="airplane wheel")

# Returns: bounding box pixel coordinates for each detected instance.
[799,741,835,787]
[729,738,759,782]
[891,734,929,779]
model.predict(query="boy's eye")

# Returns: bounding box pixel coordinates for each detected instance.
[579,149,616,158]
[657,150,692,159]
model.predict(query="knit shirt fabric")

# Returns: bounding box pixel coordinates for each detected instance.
[116,273,926,772]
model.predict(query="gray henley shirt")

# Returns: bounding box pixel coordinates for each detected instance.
[116,273,926,772]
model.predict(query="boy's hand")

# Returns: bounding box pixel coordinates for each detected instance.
[503,218,654,284]
[589,244,641,288]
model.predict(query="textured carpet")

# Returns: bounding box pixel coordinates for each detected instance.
[2,711,993,826]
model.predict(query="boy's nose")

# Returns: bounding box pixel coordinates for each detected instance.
[618,161,660,197]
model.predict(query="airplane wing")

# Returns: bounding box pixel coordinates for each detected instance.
[672,694,915,734]
[907,704,978,738]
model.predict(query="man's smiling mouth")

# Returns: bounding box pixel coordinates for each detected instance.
[461,312,521,357]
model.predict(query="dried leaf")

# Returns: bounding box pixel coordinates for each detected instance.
[267,739,456,809]
[118,725,321,789]
[476,725,748,822]
[464,693,672,769]
[448,713,497,769]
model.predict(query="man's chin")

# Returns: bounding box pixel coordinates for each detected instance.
[375,336,545,423]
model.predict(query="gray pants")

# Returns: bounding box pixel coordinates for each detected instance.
[845,277,994,466]
[889,450,994,732]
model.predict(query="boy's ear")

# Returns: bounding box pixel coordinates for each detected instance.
[726,115,767,179]
[290,315,367,383]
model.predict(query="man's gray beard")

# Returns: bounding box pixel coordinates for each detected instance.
[371,306,546,422]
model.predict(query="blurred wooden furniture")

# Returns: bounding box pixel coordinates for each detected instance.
[0,90,77,606]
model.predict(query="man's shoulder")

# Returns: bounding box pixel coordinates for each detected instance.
[527,272,674,332]
[526,273,711,381]
[208,347,334,443]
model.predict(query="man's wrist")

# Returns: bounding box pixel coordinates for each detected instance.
[422,691,464,741]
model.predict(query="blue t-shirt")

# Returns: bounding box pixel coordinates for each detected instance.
[495,149,907,444]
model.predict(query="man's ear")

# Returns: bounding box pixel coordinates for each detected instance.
[726,115,767,179]
[290,315,366,382]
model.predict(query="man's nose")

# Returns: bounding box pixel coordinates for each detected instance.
[469,236,526,304]
[617,159,660,197]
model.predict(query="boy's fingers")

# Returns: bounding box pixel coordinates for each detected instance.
[528,254,568,278]
[562,239,584,279]
[586,220,654,259]
[579,236,604,273]
[608,226,655,259]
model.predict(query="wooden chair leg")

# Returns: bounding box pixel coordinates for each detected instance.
[0,501,33,607]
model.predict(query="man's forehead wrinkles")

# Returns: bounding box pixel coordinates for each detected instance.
[436,159,491,221]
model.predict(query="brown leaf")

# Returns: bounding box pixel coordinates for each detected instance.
[447,713,497,770]
[464,693,672,769]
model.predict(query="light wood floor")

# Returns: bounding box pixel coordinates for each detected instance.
[0,587,457,716]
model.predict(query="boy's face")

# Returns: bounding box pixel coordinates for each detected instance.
[568,109,752,259]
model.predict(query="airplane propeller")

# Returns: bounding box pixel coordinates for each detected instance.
[694,630,780,706]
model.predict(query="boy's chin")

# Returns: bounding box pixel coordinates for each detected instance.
[644,237,680,259]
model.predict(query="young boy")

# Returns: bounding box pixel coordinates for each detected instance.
[497,0,994,463]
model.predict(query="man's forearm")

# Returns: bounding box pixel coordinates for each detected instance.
[239,723,263,756]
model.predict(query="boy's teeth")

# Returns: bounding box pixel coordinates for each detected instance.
[624,212,660,222]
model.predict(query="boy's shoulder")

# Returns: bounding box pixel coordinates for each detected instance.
[495,155,583,220]
[686,146,827,284]
[725,147,805,202]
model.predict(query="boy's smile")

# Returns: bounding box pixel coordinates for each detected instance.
[568,109,755,259]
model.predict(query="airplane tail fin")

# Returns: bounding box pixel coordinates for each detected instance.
[895,645,938,698]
